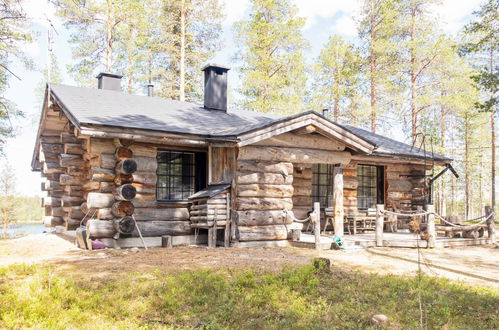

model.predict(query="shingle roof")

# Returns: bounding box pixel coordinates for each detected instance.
[340,124,451,162]
[50,84,279,137]
[49,84,451,162]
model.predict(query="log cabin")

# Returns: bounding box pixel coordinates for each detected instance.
[31,64,452,248]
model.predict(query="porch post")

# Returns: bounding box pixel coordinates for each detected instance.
[375,204,384,247]
[333,166,344,237]
[485,206,496,244]
[313,202,321,251]
[425,204,436,248]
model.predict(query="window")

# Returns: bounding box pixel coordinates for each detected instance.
[357,165,384,209]
[156,150,206,202]
[311,164,334,208]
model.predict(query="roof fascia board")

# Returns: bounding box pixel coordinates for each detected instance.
[352,154,450,166]
[30,86,49,170]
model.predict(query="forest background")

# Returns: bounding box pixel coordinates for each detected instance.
[0,0,497,225]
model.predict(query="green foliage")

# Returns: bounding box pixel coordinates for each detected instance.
[0,0,32,152]
[0,262,497,329]
[310,35,363,123]
[234,0,309,114]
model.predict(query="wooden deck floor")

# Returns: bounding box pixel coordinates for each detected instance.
[293,232,492,249]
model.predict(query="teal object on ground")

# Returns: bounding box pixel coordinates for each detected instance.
[332,235,343,247]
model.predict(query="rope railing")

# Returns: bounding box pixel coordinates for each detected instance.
[284,209,314,223]
[379,209,494,230]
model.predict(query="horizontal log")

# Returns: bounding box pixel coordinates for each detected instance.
[68,206,85,219]
[238,225,288,241]
[190,209,227,216]
[387,180,413,192]
[115,159,138,175]
[65,166,88,177]
[115,147,133,160]
[87,220,117,239]
[132,221,192,237]
[132,183,156,194]
[101,153,116,169]
[237,184,293,198]
[237,210,291,226]
[66,217,81,230]
[134,157,157,172]
[83,152,100,167]
[97,208,114,220]
[238,198,293,211]
[292,179,312,188]
[43,162,63,174]
[43,197,61,207]
[89,138,116,154]
[115,174,134,185]
[190,215,227,221]
[114,216,135,234]
[129,145,156,158]
[207,199,227,205]
[40,136,60,144]
[39,151,58,163]
[343,177,358,190]
[43,216,64,227]
[112,201,135,217]
[133,207,189,221]
[292,196,312,206]
[60,174,86,186]
[64,143,84,155]
[91,168,115,182]
[388,192,412,200]
[100,182,114,193]
[238,146,351,165]
[293,168,312,179]
[343,189,357,197]
[87,192,115,209]
[236,160,293,175]
[50,207,65,217]
[115,184,137,201]
[41,143,63,154]
[237,172,293,185]
[62,196,83,207]
[252,132,345,151]
[60,132,80,144]
[132,172,157,185]
[292,186,311,197]
[60,154,85,167]
[82,181,100,191]
[45,180,63,191]
[132,200,157,208]
[343,169,357,178]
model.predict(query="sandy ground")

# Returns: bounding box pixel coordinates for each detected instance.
[0,233,497,288]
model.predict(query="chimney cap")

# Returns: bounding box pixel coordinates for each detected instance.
[96,72,123,79]
[201,63,230,72]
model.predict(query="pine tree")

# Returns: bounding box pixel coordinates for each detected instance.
[358,0,401,133]
[310,35,362,122]
[234,0,309,114]
[0,0,32,152]
[0,161,16,237]
[158,0,224,101]
[461,0,498,213]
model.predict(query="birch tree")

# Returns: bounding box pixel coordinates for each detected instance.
[234,0,309,114]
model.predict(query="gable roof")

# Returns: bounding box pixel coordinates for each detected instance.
[46,83,450,163]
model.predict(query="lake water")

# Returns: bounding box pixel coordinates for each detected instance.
[0,223,52,239]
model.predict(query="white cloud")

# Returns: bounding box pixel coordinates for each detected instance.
[295,0,361,28]
[432,0,485,33]
[24,0,62,29]
[331,14,357,37]
[223,0,250,26]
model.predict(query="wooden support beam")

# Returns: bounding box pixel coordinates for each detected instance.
[333,167,344,237]
[426,204,436,248]
[294,125,316,135]
[376,204,384,247]
[485,205,496,244]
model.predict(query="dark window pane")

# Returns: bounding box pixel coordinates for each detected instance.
[311,164,335,208]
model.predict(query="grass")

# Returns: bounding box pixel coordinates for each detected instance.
[0,261,497,329]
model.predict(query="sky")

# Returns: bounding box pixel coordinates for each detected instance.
[3,0,485,196]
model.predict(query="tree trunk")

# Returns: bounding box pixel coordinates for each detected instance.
[179,0,186,101]
[369,0,377,133]
[490,50,496,213]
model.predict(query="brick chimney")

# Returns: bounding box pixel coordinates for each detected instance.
[202,64,230,112]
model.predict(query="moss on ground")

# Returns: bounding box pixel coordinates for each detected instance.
[0,262,497,329]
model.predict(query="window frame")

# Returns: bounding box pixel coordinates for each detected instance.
[156,150,197,203]
[357,164,385,210]
[311,164,335,208]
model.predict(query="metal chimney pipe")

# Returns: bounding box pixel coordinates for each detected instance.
[147,83,154,97]
[322,108,329,118]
